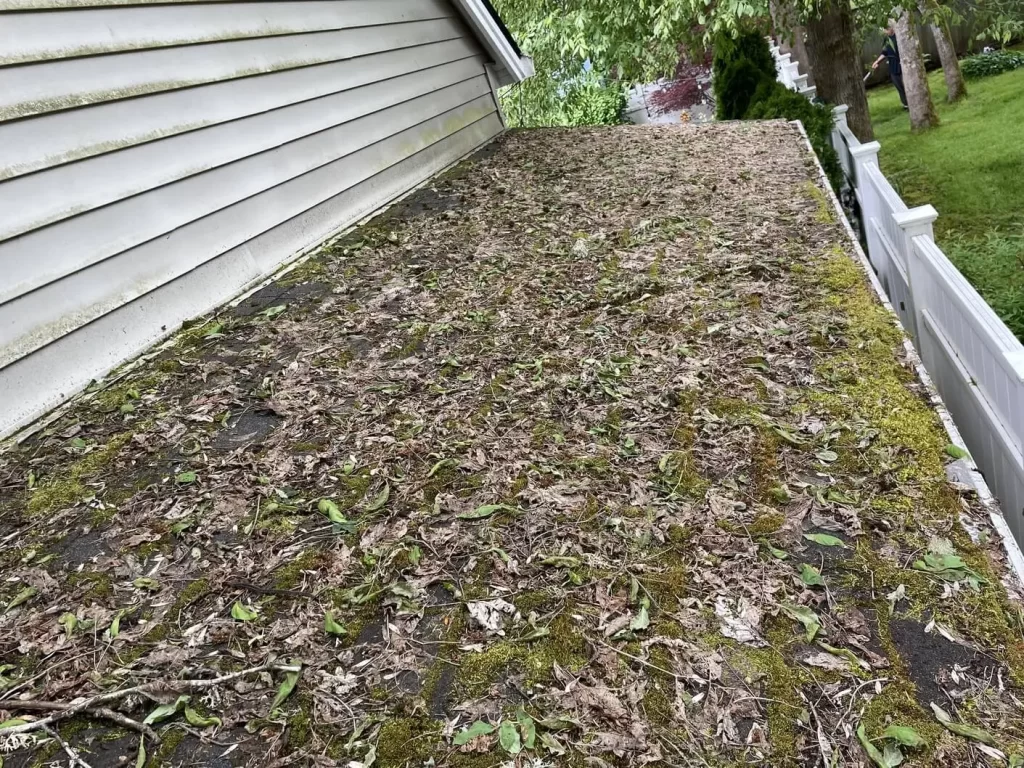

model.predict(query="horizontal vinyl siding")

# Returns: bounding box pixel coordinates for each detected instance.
[0,0,454,64]
[0,16,468,120]
[0,0,504,437]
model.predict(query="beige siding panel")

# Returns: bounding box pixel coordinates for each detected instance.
[1,17,466,120]
[0,115,503,436]
[1,57,488,238]
[0,77,493,305]
[0,0,507,438]
[3,0,245,8]
[0,92,499,368]
[0,38,480,179]
[1,0,454,64]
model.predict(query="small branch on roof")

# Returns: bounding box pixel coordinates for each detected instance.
[41,723,94,768]
[10,701,159,742]
[1,662,301,739]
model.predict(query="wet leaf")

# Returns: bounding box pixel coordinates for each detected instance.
[144,694,190,725]
[881,725,926,748]
[857,723,891,768]
[175,471,197,485]
[498,720,522,754]
[261,304,287,319]
[453,720,495,745]
[803,532,846,547]
[516,709,537,749]
[516,627,551,642]
[365,483,390,512]
[428,458,458,477]
[818,642,867,670]
[408,545,422,566]
[945,443,970,460]
[231,601,258,621]
[133,577,160,592]
[184,708,222,728]
[799,563,825,587]
[930,702,995,745]
[539,732,566,755]
[390,582,417,599]
[761,540,788,559]
[5,586,37,612]
[781,602,822,641]
[318,498,347,524]
[324,612,348,636]
[629,601,651,631]
[271,665,302,711]
[458,504,517,520]
[106,609,128,640]
[58,612,78,636]
[815,449,838,463]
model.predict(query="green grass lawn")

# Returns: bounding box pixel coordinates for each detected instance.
[868,66,1024,338]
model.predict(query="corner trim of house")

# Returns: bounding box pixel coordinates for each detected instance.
[451,0,534,86]
[484,63,509,128]
[788,118,1024,590]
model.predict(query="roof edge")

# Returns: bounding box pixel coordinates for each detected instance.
[451,0,534,86]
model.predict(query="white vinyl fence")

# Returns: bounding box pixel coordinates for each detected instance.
[770,44,1024,544]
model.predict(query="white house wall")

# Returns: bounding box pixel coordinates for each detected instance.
[0,0,505,437]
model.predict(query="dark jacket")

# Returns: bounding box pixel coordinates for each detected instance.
[882,34,902,76]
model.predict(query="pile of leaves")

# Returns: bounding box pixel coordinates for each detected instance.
[2,123,1024,768]
[960,49,1024,79]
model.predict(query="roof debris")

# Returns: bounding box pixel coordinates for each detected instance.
[2,123,1024,767]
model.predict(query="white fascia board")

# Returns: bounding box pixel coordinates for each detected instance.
[451,0,533,85]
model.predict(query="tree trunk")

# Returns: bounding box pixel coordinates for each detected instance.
[769,0,813,87]
[919,1,967,102]
[804,0,873,141]
[894,9,940,130]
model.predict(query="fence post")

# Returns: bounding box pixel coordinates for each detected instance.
[848,141,882,277]
[848,140,880,212]
[893,205,938,345]
[778,53,792,86]
[830,105,849,162]
[786,61,801,89]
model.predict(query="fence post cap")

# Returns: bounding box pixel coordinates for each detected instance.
[832,104,849,116]
[848,141,881,158]
[893,204,939,228]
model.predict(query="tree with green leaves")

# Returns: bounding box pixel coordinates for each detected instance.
[494,0,877,136]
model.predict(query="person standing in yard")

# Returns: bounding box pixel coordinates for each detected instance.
[872,26,909,109]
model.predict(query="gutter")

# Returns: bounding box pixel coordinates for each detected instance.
[451,0,535,86]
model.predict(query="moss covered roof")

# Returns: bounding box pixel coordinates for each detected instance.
[2,122,1024,768]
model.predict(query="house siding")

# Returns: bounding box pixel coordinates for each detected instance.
[0,0,505,436]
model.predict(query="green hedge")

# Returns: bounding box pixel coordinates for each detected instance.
[960,49,1024,79]
[713,29,843,192]
[563,76,628,126]
[712,29,777,120]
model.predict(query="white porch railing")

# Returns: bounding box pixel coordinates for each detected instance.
[770,43,1024,544]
